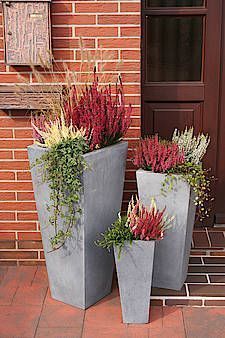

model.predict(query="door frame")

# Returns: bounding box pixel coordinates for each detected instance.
[141,0,223,225]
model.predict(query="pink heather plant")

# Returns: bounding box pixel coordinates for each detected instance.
[133,135,184,173]
[127,196,173,241]
[64,73,131,150]
[31,113,47,144]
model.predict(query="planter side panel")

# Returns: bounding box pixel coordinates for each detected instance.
[136,170,196,290]
[28,145,85,308]
[114,241,155,324]
[182,189,196,278]
[84,142,128,308]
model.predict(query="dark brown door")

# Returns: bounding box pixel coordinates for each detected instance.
[141,0,222,226]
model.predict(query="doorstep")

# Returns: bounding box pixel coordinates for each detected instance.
[152,226,225,307]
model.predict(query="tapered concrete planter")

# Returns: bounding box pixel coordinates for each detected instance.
[114,241,155,324]
[136,169,196,291]
[28,141,128,309]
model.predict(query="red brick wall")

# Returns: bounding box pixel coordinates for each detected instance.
[0,1,141,265]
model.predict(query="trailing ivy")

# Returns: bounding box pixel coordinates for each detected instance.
[161,162,213,222]
[39,137,89,251]
[96,197,173,258]
[96,215,133,259]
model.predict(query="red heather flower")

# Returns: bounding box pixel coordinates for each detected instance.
[64,72,132,150]
[127,197,172,241]
[133,135,184,173]
[31,114,48,144]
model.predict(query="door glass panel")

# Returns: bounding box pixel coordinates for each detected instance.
[147,0,204,7]
[146,16,203,82]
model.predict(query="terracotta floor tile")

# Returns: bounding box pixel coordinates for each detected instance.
[82,326,128,338]
[13,286,48,306]
[0,286,17,305]
[0,267,8,283]
[127,326,149,338]
[148,306,163,329]
[32,266,48,286]
[188,284,225,297]
[36,327,82,338]
[84,301,124,329]
[149,327,186,338]
[145,308,185,335]
[162,307,184,329]
[183,307,225,338]
[208,232,225,247]
[39,304,84,329]
[84,290,127,329]
[1,266,37,287]
[0,305,41,338]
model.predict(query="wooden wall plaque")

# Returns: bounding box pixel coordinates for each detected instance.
[2,0,52,65]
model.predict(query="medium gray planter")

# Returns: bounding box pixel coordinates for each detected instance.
[136,169,196,291]
[114,240,155,324]
[28,141,128,309]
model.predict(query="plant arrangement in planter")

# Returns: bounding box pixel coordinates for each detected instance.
[28,71,131,309]
[97,196,174,324]
[134,127,211,291]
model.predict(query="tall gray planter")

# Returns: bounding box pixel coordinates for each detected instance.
[114,241,155,324]
[28,141,128,309]
[136,169,196,291]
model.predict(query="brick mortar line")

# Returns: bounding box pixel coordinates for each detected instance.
[52,13,140,16]
[151,296,225,300]
[205,227,212,247]
[52,24,140,27]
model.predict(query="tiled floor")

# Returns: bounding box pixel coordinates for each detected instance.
[152,226,225,306]
[1,227,225,337]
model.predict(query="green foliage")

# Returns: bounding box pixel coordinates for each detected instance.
[96,215,134,259]
[39,137,89,251]
[161,162,212,221]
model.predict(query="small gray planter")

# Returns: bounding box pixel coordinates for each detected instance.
[28,141,128,309]
[136,169,196,291]
[114,240,155,324]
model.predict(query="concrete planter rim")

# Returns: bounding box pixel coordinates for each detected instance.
[114,239,157,254]
[136,168,186,180]
[28,140,127,156]
[121,239,157,243]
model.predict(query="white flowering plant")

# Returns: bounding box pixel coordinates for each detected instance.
[172,127,210,165]
[161,127,213,222]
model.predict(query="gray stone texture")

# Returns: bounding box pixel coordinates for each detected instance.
[28,141,128,309]
[136,169,196,291]
[114,240,155,324]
